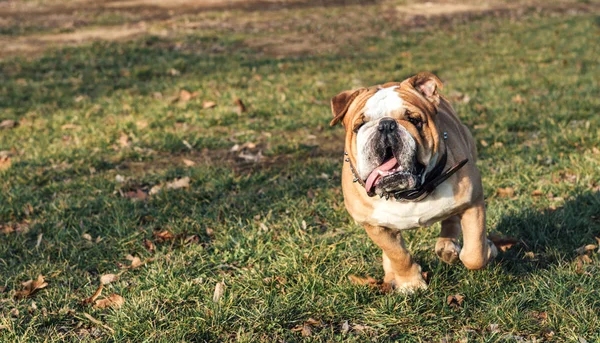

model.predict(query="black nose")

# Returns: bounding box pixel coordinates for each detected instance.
[378,119,397,135]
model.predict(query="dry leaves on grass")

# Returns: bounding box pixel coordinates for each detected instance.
[82,284,103,305]
[143,238,155,253]
[447,294,465,308]
[118,133,130,148]
[178,90,199,102]
[61,123,81,130]
[149,177,190,195]
[234,98,247,114]
[575,244,598,256]
[122,189,148,201]
[496,187,515,198]
[489,234,519,252]
[202,101,217,109]
[93,294,124,309]
[291,318,323,337]
[83,274,120,306]
[348,274,393,293]
[100,274,119,285]
[153,230,175,243]
[0,155,11,171]
[0,119,18,129]
[182,158,196,167]
[14,275,48,299]
[124,255,144,269]
[531,189,544,196]
[212,281,225,302]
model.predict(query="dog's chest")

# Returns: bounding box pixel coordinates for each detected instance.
[369,182,463,230]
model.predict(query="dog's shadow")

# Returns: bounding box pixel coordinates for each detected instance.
[491,190,600,276]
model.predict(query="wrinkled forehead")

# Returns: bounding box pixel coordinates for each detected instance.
[362,86,407,120]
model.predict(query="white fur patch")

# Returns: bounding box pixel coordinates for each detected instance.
[364,86,403,119]
[370,181,460,230]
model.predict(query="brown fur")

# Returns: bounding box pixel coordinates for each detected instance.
[331,72,496,292]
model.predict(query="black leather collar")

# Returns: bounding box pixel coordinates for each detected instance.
[344,151,468,202]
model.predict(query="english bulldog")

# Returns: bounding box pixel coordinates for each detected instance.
[330,72,497,293]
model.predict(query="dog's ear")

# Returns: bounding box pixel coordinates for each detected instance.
[330,89,363,127]
[410,72,443,106]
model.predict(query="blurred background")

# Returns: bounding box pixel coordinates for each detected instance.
[0,0,599,342]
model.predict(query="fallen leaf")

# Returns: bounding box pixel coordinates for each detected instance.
[531,190,543,196]
[524,251,535,259]
[341,320,350,334]
[14,275,48,299]
[0,156,11,171]
[512,94,525,104]
[348,274,392,293]
[497,187,515,198]
[348,274,378,286]
[480,140,488,147]
[301,325,311,337]
[184,235,200,244]
[489,323,500,333]
[143,239,155,253]
[149,185,162,195]
[213,281,225,302]
[166,177,190,190]
[100,274,119,285]
[575,244,598,255]
[182,158,196,167]
[123,189,148,201]
[29,301,37,314]
[579,255,593,264]
[82,233,92,241]
[125,255,143,269]
[0,120,17,129]
[153,230,174,242]
[304,318,321,326]
[206,227,214,238]
[202,101,217,109]
[61,123,80,130]
[10,308,19,317]
[447,294,465,308]
[118,133,130,148]
[179,90,198,102]
[234,98,247,114]
[489,234,519,252]
[82,284,103,305]
[93,294,124,309]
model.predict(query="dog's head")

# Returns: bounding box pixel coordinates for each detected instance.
[330,72,446,197]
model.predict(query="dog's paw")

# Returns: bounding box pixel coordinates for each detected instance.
[390,269,428,294]
[435,239,461,264]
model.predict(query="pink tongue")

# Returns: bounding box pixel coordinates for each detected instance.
[365,157,398,194]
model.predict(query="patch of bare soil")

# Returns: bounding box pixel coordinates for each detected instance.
[0,0,596,59]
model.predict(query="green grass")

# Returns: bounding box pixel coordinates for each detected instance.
[1,4,599,342]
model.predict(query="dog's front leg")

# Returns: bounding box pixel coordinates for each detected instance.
[458,202,497,270]
[363,224,427,293]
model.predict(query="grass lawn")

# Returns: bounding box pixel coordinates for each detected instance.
[0,1,599,341]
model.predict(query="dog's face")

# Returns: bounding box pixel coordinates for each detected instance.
[330,73,445,197]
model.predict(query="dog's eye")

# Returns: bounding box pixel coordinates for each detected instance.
[353,119,366,133]
[408,116,423,130]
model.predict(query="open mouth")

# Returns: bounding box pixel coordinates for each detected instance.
[364,147,409,194]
